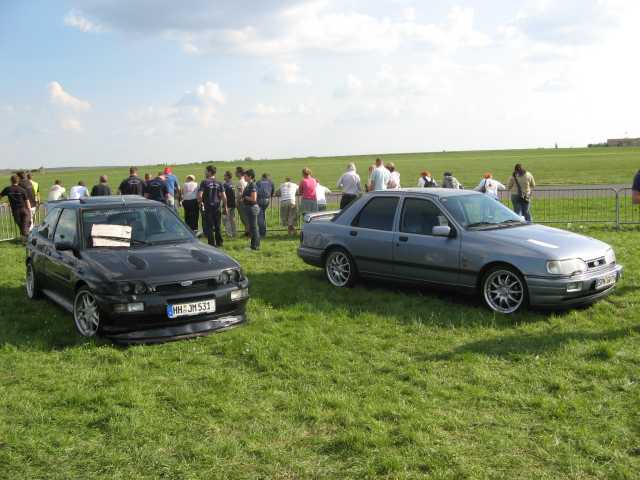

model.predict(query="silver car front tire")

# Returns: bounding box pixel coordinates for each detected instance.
[482,266,527,314]
[325,249,356,288]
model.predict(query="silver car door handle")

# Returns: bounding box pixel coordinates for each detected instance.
[399,236,408,242]
[349,230,358,237]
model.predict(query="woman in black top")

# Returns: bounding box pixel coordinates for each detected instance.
[241,169,260,250]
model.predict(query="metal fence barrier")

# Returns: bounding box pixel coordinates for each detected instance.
[1,188,639,241]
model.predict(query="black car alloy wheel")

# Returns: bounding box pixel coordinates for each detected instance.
[26,262,41,299]
[73,287,101,337]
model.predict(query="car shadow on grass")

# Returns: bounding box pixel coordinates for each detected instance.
[248,269,558,330]
[426,325,640,360]
[0,286,91,350]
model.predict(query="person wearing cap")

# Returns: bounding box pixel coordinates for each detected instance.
[182,174,199,231]
[163,167,181,210]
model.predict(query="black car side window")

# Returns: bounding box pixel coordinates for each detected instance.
[53,209,78,245]
[39,208,61,240]
[401,198,450,235]
[352,197,398,231]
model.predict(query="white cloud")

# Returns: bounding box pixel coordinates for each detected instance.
[48,82,91,112]
[251,102,315,117]
[70,2,489,57]
[128,81,226,135]
[64,10,105,33]
[263,62,311,85]
[61,117,83,133]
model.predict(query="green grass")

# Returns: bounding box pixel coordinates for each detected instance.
[3,147,640,197]
[1,226,639,479]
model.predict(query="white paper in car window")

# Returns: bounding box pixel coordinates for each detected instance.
[91,224,132,247]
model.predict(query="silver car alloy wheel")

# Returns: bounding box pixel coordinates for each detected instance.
[25,263,35,299]
[483,269,524,314]
[326,251,352,287]
[74,290,100,337]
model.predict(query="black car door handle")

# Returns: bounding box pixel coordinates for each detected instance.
[349,231,358,237]
[31,238,37,246]
[399,236,409,242]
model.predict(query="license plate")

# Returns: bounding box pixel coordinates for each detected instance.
[167,299,216,319]
[595,273,616,290]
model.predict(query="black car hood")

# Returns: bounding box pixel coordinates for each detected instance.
[80,241,239,283]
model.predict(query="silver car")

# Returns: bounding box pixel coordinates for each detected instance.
[297,189,623,314]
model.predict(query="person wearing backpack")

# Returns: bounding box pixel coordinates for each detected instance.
[198,165,228,247]
[256,173,274,238]
[417,171,437,187]
[474,172,505,200]
[507,163,535,222]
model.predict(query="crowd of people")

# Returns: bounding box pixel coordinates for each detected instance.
[1,161,539,246]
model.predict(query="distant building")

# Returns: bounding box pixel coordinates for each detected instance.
[607,138,640,147]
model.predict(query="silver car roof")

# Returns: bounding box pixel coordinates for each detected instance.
[370,188,480,199]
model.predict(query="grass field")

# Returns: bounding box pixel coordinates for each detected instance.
[3,147,640,196]
[1,225,639,479]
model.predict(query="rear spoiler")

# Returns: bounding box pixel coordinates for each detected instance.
[303,210,340,223]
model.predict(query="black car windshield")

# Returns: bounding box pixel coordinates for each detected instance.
[82,206,194,248]
[440,195,525,229]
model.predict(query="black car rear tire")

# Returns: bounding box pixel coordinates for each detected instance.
[325,249,357,288]
[26,262,41,299]
[73,287,102,337]
[481,265,528,314]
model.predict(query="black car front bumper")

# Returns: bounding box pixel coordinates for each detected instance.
[94,279,249,344]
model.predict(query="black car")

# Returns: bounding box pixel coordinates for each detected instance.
[25,196,249,344]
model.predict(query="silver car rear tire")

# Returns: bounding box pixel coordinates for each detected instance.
[482,266,527,314]
[325,249,356,288]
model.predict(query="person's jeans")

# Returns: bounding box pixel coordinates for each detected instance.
[223,207,237,237]
[202,207,223,247]
[182,199,199,231]
[340,194,357,209]
[247,204,260,250]
[237,201,249,233]
[257,200,269,237]
[511,194,532,222]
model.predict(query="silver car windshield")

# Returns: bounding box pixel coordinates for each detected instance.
[440,195,525,229]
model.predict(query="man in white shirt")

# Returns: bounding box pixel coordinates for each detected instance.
[47,180,66,201]
[277,177,299,235]
[315,183,331,211]
[69,181,89,200]
[336,163,361,209]
[368,158,391,191]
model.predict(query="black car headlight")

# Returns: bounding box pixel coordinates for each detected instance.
[218,269,242,285]
[218,270,231,285]
[118,281,147,294]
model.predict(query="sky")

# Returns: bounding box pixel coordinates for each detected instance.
[1,0,639,168]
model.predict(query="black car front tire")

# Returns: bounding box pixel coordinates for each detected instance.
[481,265,528,314]
[325,248,357,288]
[25,262,41,299]
[73,287,102,337]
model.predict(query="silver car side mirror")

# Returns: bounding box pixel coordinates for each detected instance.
[432,225,452,237]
